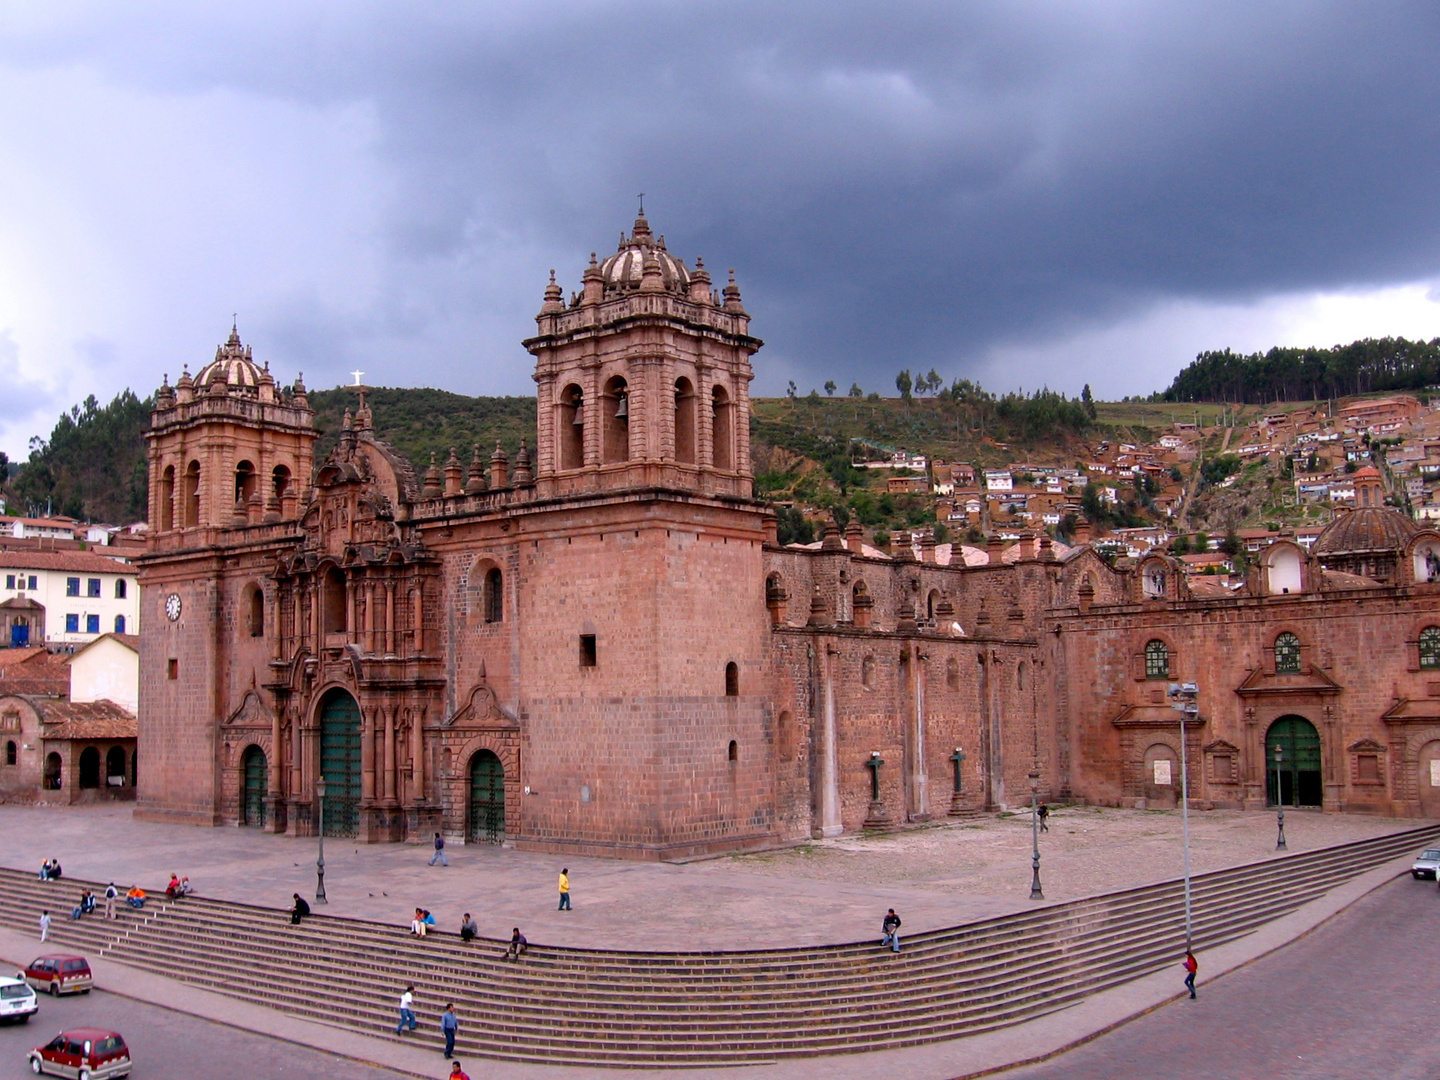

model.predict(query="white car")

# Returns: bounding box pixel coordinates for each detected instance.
[1412,847,1440,879]
[0,972,37,1023]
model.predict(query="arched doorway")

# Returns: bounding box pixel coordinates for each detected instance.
[1142,742,1179,808]
[318,689,361,837]
[1418,740,1440,817]
[1266,715,1323,807]
[241,745,268,827]
[468,750,505,844]
[10,615,28,648]
[105,746,126,787]
[44,752,62,790]
[78,747,100,789]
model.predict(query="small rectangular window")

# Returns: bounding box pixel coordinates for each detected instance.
[115,579,127,599]
[65,614,79,633]
[167,658,178,680]
[87,578,101,597]
[579,634,597,667]
[27,576,36,590]
[66,577,80,597]
[85,614,99,634]
[4,575,12,589]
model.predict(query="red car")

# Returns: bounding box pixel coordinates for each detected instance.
[23,956,92,996]
[27,1028,130,1078]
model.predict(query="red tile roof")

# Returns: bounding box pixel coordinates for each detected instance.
[0,550,135,573]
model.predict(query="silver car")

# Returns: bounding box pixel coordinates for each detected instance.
[1412,847,1440,879]
[0,974,37,1023]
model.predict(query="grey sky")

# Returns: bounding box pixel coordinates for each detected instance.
[2,2,1439,458]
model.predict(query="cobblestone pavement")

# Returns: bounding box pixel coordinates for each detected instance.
[0,802,1417,950]
[0,988,404,1079]
[1000,874,1439,1080]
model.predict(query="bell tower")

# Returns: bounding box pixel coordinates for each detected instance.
[524,211,762,499]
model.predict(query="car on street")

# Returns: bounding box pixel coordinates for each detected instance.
[1412,848,1440,879]
[0,973,38,1023]
[23,956,92,996]
[27,1028,130,1079]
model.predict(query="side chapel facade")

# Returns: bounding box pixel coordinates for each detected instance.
[134,214,1440,857]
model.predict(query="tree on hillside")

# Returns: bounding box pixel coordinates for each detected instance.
[11,391,151,523]
[824,380,836,396]
[1082,383,1097,421]
[896,369,913,401]
[848,383,863,397]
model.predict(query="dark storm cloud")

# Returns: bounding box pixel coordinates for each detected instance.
[6,1,1440,396]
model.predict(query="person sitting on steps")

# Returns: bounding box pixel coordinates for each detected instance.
[460,913,478,943]
[881,908,902,953]
[505,927,528,961]
[291,893,310,925]
[126,885,146,909]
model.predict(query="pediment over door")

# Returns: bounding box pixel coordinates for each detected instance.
[1111,703,1207,731]
[1234,664,1342,699]
[1381,698,1440,725]
[224,690,274,729]
[445,683,517,729]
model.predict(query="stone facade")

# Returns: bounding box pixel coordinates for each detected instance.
[134,214,1440,859]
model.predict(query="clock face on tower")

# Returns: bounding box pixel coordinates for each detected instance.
[165,593,182,621]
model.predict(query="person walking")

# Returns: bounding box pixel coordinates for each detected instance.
[440,1002,459,1058]
[460,913,478,943]
[881,908,901,953]
[38,910,50,942]
[1038,803,1050,832]
[558,868,571,910]
[428,832,449,867]
[1183,950,1198,999]
[104,882,118,920]
[394,985,418,1034]
[448,1062,471,1080]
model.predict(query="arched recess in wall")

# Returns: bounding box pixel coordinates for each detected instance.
[725,661,739,697]
[235,460,257,504]
[184,461,201,527]
[603,375,629,464]
[861,655,876,689]
[1016,661,1027,691]
[946,657,960,689]
[244,582,265,637]
[159,465,175,530]
[777,709,795,761]
[927,589,941,620]
[559,383,585,469]
[322,567,347,634]
[272,464,292,502]
[712,385,732,470]
[674,377,696,464]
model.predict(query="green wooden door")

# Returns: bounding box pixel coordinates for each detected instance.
[468,750,505,843]
[241,746,268,827]
[319,690,362,837]
[1266,715,1323,807]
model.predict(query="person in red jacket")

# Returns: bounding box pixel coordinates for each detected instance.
[448,1061,470,1080]
[1183,950,1198,999]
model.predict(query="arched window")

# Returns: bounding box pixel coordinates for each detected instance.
[159,465,175,530]
[184,460,201,527]
[245,584,264,637]
[234,460,257,504]
[79,746,100,789]
[323,567,347,635]
[5,740,15,766]
[674,377,696,465]
[927,589,941,621]
[861,655,876,689]
[484,567,503,624]
[272,464,292,501]
[114,615,126,634]
[712,385,733,470]
[559,384,585,469]
[603,375,629,464]
[1017,661,1027,691]
[106,746,126,785]
[1274,632,1302,674]
[725,661,739,697]
[1144,639,1170,679]
[727,739,738,762]
[115,579,127,599]
[1420,627,1440,669]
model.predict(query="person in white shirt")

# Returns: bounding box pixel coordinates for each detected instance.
[394,985,417,1034]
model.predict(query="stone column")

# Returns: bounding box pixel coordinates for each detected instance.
[820,644,843,837]
[384,582,396,656]
[361,706,376,803]
[914,647,929,818]
[411,704,427,804]
[383,705,397,803]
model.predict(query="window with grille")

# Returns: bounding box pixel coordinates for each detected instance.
[1144,639,1170,679]
[1274,632,1302,674]
[1421,627,1440,670]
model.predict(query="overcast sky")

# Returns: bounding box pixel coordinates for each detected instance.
[3,2,1440,459]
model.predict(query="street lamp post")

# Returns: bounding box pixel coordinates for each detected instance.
[1168,682,1198,951]
[315,775,328,904]
[1028,769,1043,900]
[1274,745,1287,851]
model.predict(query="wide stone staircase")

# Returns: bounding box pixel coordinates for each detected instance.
[1,824,1434,1068]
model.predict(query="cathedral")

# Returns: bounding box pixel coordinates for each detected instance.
[134,212,1440,857]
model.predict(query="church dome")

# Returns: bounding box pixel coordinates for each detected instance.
[1312,505,1420,556]
[598,213,691,295]
[196,326,262,392]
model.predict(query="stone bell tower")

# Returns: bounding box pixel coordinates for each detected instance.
[524,210,761,500]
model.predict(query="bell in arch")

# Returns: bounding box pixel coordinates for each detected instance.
[614,392,629,421]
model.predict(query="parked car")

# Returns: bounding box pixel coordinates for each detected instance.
[0,973,38,1023]
[1412,847,1440,879]
[22,956,92,996]
[27,1028,130,1078]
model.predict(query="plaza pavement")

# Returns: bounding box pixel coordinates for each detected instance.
[0,802,1412,950]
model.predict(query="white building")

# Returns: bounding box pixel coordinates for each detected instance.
[983,470,1013,491]
[67,633,140,715]
[0,551,139,648]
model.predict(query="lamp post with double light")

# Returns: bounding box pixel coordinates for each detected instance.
[315,775,328,904]
[1274,745,1287,851]
[1167,681,1198,951]
[1028,768,1043,900]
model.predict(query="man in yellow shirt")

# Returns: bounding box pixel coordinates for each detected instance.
[558,868,571,910]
